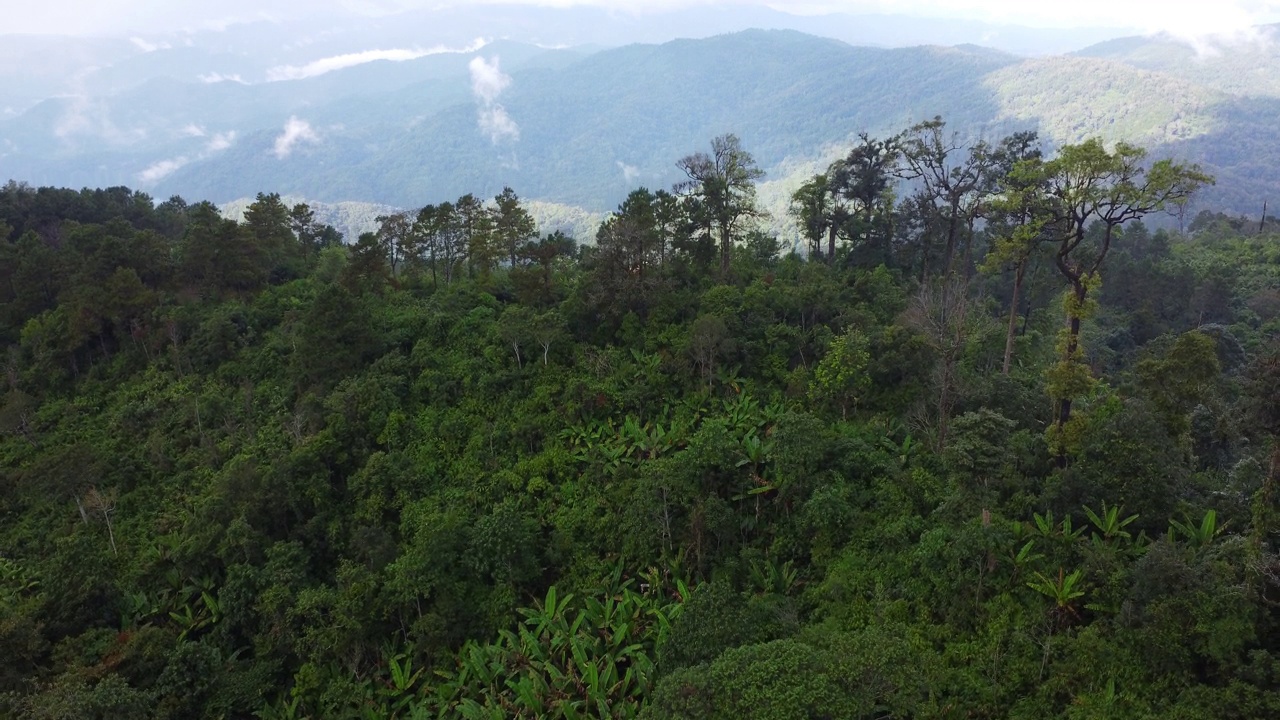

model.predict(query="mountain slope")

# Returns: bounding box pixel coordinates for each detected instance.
[155,30,1021,209]
[5,28,1280,220]
[1075,26,1280,98]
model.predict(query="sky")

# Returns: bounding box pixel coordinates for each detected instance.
[6,0,1280,40]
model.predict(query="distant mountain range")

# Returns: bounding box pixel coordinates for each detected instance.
[3,11,1278,240]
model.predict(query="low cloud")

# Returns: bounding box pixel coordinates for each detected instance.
[136,128,236,185]
[198,72,247,84]
[479,106,520,144]
[273,117,319,158]
[205,131,236,152]
[266,37,488,81]
[130,37,171,53]
[54,95,146,145]
[468,55,511,104]
[616,160,641,184]
[469,56,519,144]
[139,157,189,183]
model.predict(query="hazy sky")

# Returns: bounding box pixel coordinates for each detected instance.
[8,0,1280,40]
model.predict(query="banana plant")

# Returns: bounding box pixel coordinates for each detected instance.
[1082,502,1139,547]
[715,364,744,395]
[748,558,799,595]
[1169,509,1226,549]
[1028,567,1086,625]
[168,589,222,641]
[430,568,683,718]
[0,557,39,603]
[879,433,920,469]
[722,392,762,434]
[255,695,302,720]
[1008,539,1044,581]
[1032,510,1086,542]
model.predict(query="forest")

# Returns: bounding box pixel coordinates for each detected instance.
[0,117,1279,719]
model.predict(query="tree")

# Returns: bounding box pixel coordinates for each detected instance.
[1243,342,1280,554]
[588,189,666,320]
[1135,331,1220,439]
[808,328,871,420]
[903,277,994,450]
[492,187,537,269]
[828,132,899,265]
[375,211,415,276]
[789,173,835,261]
[243,192,301,281]
[1035,139,1212,449]
[288,203,341,259]
[981,130,1046,375]
[456,194,496,278]
[676,134,765,278]
[897,117,997,279]
[415,202,467,285]
[178,201,265,298]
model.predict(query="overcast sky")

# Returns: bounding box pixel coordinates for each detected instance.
[8,0,1280,40]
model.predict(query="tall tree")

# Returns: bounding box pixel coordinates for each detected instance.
[676,134,765,278]
[492,187,537,269]
[980,130,1045,375]
[456,194,496,278]
[790,173,834,262]
[897,117,996,279]
[243,192,301,281]
[828,133,899,266]
[374,212,414,277]
[1036,139,1212,452]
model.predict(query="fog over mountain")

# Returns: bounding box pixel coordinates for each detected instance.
[4,1,1280,239]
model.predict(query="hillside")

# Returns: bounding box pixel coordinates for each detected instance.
[1,167,1278,718]
[1075,25,1280,98]
[6,28,1280,220]
[164,31,1018,210]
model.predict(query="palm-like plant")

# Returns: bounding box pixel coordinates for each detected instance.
[1082,502,1139,546]
[429,569,684,718]
[1032,510,1086,542]
[1169,509,1225,549]
[1028,567,1086,627]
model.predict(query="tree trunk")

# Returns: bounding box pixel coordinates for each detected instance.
[827,224,837,265]
[943,202,960,278]
[1054,282,1087,466]
[720,225,732,277]
[1002,260,1027,375]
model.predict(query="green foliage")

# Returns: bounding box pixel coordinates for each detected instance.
[0,127,1276,718]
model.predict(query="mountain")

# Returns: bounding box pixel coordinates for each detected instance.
[5,24,1280,228]
[1075,25,1280,97]
[151,31,1020,211]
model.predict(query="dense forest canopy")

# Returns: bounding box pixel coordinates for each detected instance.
[1,118,1279,719]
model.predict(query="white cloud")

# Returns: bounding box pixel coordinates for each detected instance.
[206,131,237,152]
[139,157,189,183]
[266,37,488,81]
[198,72,247,84]
[479,106,521,144]
[273,117,320,158]
[468,55,511,104]
[469,56,520,144]
[54,95,147,145]
[616,160,641,183]
[9,1,1280,40]
[129,37,170,52]
[136,128,235,186]
[180,123,206,138]
[806,0,1280,43]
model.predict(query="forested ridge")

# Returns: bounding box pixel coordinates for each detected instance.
[1,120,1279,719]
